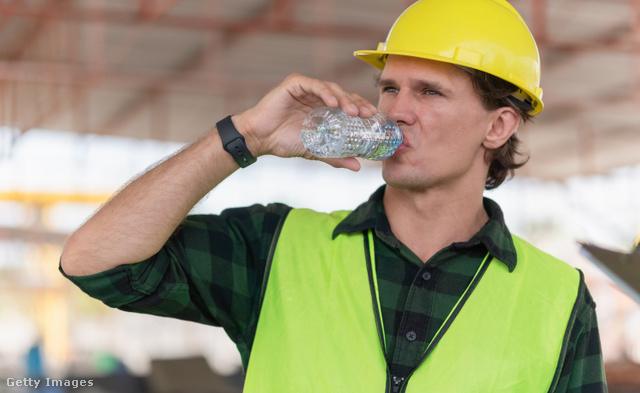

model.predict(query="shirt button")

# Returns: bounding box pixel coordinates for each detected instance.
[421,271,432,281]
[405,330,418,342]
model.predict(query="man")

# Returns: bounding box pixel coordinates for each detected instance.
[60,0,607,392]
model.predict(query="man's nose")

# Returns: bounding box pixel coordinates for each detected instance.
[386,92,416,126]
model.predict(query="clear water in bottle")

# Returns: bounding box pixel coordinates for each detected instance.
[300,107,403,161]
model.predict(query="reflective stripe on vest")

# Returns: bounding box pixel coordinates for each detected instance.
[244,208,581,393]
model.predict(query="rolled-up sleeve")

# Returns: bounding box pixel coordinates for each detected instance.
[60,203,291,349]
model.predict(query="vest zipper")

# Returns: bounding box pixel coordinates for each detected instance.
[391,375,406,393]
[393,255,493,392]
[365,233,396,393]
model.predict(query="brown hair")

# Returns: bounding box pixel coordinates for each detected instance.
[469,70,533,190]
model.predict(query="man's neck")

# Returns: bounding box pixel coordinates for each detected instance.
[383,185,489,263]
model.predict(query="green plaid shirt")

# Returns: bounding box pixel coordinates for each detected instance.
[62,185,606,392]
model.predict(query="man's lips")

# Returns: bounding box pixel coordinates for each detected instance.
[392,135,409,157]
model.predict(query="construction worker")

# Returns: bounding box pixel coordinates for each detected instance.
[60,0,607,391]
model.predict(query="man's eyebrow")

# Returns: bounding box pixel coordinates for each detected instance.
[375,78,395,88]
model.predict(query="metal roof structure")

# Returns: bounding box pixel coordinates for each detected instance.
[1,0,639,180]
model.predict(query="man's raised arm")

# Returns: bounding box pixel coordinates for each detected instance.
[60,73,375,276]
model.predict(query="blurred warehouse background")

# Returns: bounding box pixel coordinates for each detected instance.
[1,0,640,391]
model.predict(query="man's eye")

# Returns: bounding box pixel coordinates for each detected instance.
[424,89,441,96]
[381,86,398,94]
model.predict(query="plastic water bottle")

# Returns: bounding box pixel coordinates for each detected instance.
[300,107,403,161]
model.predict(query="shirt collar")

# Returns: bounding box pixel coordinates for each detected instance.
[333,185,518,271]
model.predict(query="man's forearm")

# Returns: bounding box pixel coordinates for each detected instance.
[60,128,240,276]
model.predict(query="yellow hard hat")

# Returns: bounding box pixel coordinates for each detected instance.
[354,0,544,115]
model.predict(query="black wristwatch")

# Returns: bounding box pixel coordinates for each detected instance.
[216,115,257,168]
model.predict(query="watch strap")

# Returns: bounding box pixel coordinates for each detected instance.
[216,115,257,168]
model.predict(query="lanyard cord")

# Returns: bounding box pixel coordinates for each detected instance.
[422,251,491,353]
[367,230,386,351]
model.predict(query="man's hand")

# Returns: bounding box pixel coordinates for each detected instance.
[233,73,378,172]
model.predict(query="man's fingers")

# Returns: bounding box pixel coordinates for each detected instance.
[285,74,375,117]
[318,157,362,172]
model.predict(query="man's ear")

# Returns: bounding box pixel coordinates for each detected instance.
[483,107,520,149]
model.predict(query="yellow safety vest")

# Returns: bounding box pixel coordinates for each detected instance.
[244,209,580,393]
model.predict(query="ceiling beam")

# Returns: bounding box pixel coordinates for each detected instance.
[530,0,548,45]
[1,0,74,61]
[0,60,277,94]
[94,48,208,136]
[2,3,638,51]
[268,0,296,27]
[138,0,185,21]
[25,0,188,132]
[0,0,25,39]
[633,0,640,38]
[93,0,302,137]
[0,0,78,133]
[0,4,386,40]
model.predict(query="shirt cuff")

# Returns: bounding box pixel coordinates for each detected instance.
[59,255,169,309]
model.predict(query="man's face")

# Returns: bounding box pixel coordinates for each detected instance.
[377,55,498,192]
